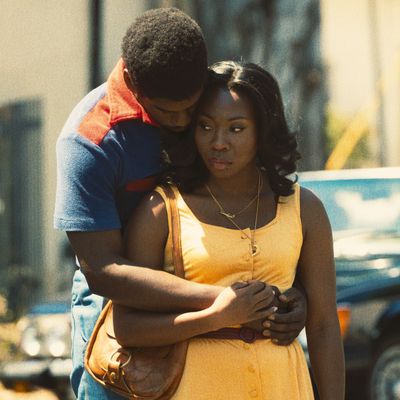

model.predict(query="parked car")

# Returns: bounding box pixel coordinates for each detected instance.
[0,300,73,399]
[338,277,400,399]
[299,167,400,400]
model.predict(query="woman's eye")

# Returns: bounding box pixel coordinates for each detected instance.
[231,126,244,133]
[199,122,212,131]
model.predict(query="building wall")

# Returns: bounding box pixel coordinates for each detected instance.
[379,0,400,166]
[102,0,147,78]
[321,0,400,166]
[0,1,90,299]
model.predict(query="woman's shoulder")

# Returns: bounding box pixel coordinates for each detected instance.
[298,185,323,207]
[130,186,173,224]
[298,185,330,228]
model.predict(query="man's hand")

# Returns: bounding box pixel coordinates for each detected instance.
[262,286,307,345]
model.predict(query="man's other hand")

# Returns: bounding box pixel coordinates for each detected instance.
[262,286,307,345]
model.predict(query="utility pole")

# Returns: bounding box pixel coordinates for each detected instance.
[367,0,386,166]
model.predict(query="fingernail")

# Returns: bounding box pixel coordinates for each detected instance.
[272,306,278,312]
[272,289,275,295]
[272,339,279,344]
[263,330,270,337]
[263,321,270,328]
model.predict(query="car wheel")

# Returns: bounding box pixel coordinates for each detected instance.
[370,338,400,400]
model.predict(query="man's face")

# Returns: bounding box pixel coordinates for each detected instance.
[138,89,203,133]
[124,68,203,132]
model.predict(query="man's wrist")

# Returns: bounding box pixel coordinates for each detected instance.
[199,285,223,309]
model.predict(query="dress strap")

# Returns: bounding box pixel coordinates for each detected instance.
[294,183,301,217]
[278,183,302,234]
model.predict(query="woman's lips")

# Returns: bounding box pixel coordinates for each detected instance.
[209,157,231,170]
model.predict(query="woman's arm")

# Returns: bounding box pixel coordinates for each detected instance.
[298,188,345,400]
[113,281,276,347]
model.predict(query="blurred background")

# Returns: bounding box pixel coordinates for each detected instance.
[0,1,399,399]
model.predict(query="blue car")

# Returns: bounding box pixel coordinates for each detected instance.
[299,167,400,400]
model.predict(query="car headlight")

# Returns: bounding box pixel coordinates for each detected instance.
[45,325,69,357]
[19,314,71,358]
[20,325,42,357]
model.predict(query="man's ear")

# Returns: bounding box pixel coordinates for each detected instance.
[123,69,139,97]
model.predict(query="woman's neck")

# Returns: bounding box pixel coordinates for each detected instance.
[206,167,263,198]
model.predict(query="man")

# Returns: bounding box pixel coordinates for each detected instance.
[54,8,306,399]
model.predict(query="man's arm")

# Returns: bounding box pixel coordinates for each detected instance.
[56,133,219,311]
[68,229,221,312]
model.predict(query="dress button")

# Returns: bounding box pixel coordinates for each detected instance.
[248,365,255,373]
[249,389,258,397]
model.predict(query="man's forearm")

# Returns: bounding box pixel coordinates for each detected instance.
[82,256,223,312]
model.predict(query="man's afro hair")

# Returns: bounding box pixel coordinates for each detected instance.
[122,7,208,100]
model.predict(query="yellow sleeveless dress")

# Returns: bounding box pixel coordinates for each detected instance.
[154,184,314,400]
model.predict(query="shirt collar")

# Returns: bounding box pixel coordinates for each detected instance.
[107,58,158,127]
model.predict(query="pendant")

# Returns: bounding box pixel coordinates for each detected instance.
[220,211,236,219]
[251,244,260,256]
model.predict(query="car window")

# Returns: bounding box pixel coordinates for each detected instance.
[300,179,400,232]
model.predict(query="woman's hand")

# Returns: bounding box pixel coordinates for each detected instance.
[209,280,276,329]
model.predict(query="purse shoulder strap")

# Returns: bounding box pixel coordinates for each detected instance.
[162,184,185,279]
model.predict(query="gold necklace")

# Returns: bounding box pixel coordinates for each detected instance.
[218,183,261,219]
[206,169,263,219]
[205,170,262,256]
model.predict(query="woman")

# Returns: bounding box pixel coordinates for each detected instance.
[113,61,345,399]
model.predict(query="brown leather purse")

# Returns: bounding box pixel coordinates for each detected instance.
[84,185,188,399]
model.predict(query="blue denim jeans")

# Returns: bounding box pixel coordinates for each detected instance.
[71,269,123,399]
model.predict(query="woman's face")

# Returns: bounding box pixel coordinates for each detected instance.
[195,86,258,179]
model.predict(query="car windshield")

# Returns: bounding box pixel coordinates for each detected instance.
[300,178,400,233]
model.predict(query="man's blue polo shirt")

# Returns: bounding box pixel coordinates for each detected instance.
[54,59,164,399]
[54,58,163,231]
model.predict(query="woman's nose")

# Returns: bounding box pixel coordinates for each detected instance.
[212,132,229,151]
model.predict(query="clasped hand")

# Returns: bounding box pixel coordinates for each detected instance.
[210,280,306,345]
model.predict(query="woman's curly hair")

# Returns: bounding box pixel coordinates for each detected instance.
[165,61,300,196]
